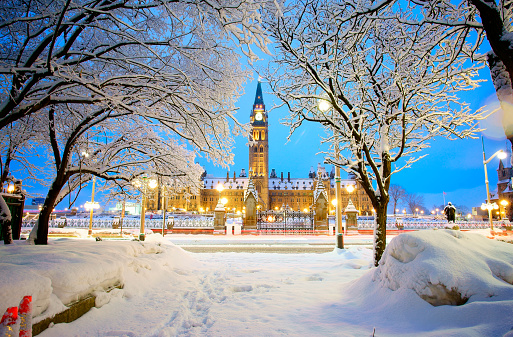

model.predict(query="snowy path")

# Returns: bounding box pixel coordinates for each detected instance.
[33,233,513,336]
[38,249,374,337]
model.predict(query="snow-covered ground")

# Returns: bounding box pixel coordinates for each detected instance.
[1,230,513,336]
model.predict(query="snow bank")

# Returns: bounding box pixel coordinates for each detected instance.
[0,235,195,322]
[373,230,513,306]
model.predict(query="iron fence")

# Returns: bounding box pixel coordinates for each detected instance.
[22,216,214,229]
[256,210,314,231]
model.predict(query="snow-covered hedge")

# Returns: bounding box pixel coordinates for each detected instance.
[0,236,191,322]
[372,230,513,306]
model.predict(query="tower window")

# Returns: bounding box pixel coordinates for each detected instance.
[260,146,264,152]
[261,131,265,140]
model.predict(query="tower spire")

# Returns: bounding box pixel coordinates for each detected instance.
[254,80,264,106]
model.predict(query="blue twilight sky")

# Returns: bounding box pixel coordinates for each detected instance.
[36,46,507,212]
[197,72,508,212]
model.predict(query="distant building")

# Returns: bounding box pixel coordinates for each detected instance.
[491,159,513,220]
[31,198,45,205]
[146,81,373,215]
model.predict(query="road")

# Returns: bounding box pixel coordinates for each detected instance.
[179,244,336,253]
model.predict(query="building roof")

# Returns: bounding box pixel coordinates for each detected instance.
[244,175,258,202]
[254,80,264,106]
[203,178,249,190]
[313,175,328,203]
[202,174,356,191]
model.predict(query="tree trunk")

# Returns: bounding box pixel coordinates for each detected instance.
[473,1,513,159]
[1,220,13,244]
[1,155,12,187]
[35,180,65,245]
[373,201,388,267]
[471,0,513,86]
[0,195,13,244]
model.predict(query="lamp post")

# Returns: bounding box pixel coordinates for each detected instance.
[216,183,224,200]
[161,185,168,236]
[84,200,100,235]
[160,180,175,236]
[500,200,509,220]
[318,97,343,248]
[482,138,507,230]
[132,176,158,241]
[81,151,98,236]
[345,184,357,234]
[334,146,344,248]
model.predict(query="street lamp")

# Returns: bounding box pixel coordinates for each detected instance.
[160,181,173,236]
[84,201,100,236]
[81,151,98,236]
[132,176,158,241]
[500,200,509,220]
[482,138,507,229]
[216,182,224,207]
[344,184,356,236]
[318,97,343,248]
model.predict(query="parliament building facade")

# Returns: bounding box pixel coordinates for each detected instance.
[147,81,373,215]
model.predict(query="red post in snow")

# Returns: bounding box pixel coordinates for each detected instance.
[18,296,32,337]
[0,306,19,336]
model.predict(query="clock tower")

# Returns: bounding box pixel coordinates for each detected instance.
[249,80,269,208]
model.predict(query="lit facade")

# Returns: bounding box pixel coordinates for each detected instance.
[147,81,373,215]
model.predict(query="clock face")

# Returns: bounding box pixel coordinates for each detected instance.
[255,112,263,121]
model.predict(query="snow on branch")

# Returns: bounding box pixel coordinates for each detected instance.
[262,0,485,202]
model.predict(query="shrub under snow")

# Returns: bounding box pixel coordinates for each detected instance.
[373,229,513,306]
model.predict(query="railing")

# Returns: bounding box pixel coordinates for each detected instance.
[357,219,504,230]
[256,210,314,230]
[22,216,215,229]
[22,216,505,231]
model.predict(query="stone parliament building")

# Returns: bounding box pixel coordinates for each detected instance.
[148,81,373,216]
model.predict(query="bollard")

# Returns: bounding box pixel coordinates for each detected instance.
[18,296,32,337]
[0,307,18,337]
[336,234,344,249]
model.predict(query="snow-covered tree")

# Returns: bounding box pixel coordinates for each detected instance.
[0,0,278,244]
[389,184,406,215]
[0,112,48,189]
[263,0,484,265]
[32,104,204,244]
[0,0,276,164]
[375,0,513,159]
[404,192,425,216]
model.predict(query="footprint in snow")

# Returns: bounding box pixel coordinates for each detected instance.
[231,285,253,293]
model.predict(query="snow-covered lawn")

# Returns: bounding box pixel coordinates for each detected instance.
[1,230,512,336]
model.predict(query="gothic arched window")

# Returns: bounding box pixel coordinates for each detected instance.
[260,146,264,152]
[261,130,265,140]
